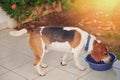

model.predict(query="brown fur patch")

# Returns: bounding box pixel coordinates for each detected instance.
[91,41,108,62]
[69,31,81,48]
[42,35,51,45]
[29,32,43,66]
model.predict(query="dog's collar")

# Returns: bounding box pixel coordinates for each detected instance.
[85,35,91,51]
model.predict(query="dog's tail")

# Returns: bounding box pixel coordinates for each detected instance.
[9,28,27,36]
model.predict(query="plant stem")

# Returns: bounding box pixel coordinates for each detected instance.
[35,6,42,21]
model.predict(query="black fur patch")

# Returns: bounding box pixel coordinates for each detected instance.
[42,27,75,42]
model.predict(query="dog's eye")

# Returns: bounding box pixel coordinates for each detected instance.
[104,52,108,55]
[105,53,107,55]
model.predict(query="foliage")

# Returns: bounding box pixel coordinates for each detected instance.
[101,33,120,60]
[61,0,74,11]
[116,53,120,60]
[0,0,59,23]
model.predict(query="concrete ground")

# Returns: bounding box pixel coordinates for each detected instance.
[0,29,120,80]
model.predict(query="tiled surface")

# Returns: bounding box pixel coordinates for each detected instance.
[0,53,32,70]
[0,29,120,80]
[113,60,120,69]
[0,66,9,75]
[82,69,117,80]
[57,57,92,77]
[34,68,78,80]
[0,71,26,80]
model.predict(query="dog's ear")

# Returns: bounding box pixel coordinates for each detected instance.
[91,42,109,62]
[91,44,101,62]
[91,42,103,62]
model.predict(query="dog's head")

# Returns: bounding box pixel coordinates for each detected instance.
[91,41,111,63]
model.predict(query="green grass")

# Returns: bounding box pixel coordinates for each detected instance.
[115,52,120,60]
[110,49,120,60]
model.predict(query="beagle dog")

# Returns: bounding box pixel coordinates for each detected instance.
[9,27,111,76]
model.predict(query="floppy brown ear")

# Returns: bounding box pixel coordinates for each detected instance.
[91,42,102,62]
[91,41,109,62]
[91,49,101,62]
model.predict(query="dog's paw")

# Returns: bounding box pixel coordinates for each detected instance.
[41,63,48,68]
[75,64,87,71]
[60,61,67,66]
[79,66,87,71]
[39,71,46,76]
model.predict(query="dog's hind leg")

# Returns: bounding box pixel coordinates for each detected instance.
[61,52,68,66]
[29,33,47,76]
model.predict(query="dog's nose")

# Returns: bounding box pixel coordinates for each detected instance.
[102,55,112,63]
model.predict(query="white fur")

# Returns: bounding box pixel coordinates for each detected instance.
[0,7,17,30]
[34,62,46,76]
[39,35,48,75]
[102,55,111,63]
[72,48,86,71]
[87,34,96,52]
[40,26,45,35]
[40,37,46,65]
[61,52,68,65]
[9,26,44,37]
[9,29,27,36]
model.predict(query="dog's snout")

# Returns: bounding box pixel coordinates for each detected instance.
[102,55,112,63]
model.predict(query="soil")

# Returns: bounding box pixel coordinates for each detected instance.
[16,9,120,56]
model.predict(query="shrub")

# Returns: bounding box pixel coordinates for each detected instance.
[0,0,59,23]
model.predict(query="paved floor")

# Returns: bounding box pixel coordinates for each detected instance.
[0,29,120,80]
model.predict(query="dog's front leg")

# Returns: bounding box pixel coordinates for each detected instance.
[34,61,46,76]
[72,48,86,71]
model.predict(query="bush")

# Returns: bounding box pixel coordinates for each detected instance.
[0,0,59,23]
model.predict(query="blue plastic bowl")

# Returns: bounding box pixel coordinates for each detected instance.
[86,52,117,71]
